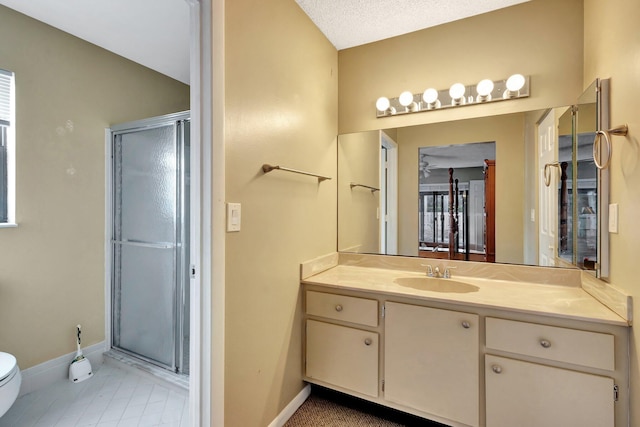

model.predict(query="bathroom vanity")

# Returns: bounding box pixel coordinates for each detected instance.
[301,254,631,427]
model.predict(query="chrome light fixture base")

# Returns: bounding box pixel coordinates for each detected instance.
[375,75,530,118]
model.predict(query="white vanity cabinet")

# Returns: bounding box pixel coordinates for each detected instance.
[302,281,629,427]
[304,291,380,397]
[485,317,618,427]
[384,302,479,427]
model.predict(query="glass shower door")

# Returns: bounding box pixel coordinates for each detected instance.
[112,120,187,372]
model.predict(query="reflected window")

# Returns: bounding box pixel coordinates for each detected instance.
[0,69,15,225]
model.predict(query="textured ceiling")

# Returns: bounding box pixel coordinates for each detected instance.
[296,0,530,50]
[0,0,190,84]
[0,0,530,83]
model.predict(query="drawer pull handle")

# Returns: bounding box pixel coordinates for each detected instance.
[364,338,372,346]
[461,321,471,329]
[335,304,343,312]
[540,339,552,348]
[492,365,502,374]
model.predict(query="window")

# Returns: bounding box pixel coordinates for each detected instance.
[0,68,15,225]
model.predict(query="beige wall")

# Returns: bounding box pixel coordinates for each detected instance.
[0,6,190,369]
[584,0,640,423]
[338,0,584,134]
[396,114,525,263]
[338,131,380,253]
[224,0,338,424]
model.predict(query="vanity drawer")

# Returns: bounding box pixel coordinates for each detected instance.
[486,317,614,371]
[306,291,378,327]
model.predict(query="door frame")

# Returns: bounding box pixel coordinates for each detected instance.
[186,0,224,425]
[104,1,221,425]
[536,109,558,267]
[380,131,398,255]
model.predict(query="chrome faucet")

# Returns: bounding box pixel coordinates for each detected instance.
[444,266,456,278]
[424,264,449,278]
[425,265,434,277]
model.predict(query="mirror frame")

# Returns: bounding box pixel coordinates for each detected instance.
[592,78,610,279]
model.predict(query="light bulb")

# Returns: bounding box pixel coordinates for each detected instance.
[399,91,414,107]
[476,79,494,97]
[449,83,465,100]
[422,88,438,104]
[449,83,466,105]
[506,74,525,92]
[376,97,390,112]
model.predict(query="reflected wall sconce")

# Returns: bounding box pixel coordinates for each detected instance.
[375,74,530,118]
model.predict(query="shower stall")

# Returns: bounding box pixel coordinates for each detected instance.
[109,111,190,375]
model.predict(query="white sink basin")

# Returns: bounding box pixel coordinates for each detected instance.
[394,277,479,293]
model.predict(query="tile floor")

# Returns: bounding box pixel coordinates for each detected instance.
[0,363,189,427]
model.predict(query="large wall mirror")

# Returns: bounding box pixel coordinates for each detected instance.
[337,80,610,276]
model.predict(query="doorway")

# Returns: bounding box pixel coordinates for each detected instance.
[109,112,191,375]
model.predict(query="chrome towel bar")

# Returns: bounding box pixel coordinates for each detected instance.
[261,164,331,182]
[593,124,629,170]
[350,182,380,192]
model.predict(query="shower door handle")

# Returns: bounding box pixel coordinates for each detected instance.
[112,239,175,249]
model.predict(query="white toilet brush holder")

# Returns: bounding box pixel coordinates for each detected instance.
[69,324,93,383]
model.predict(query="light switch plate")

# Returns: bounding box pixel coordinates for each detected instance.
[227,202,241,232]
[608,203,618,233]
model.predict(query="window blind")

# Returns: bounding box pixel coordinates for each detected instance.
[0,69,13,127]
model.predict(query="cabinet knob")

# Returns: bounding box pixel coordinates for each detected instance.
[540,339,552,348]
[364,338,372,346]
[461,321,471,329]
[491,365,502,374]
[335,304,343,312]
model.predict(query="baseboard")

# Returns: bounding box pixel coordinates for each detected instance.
[268,384,311,427]
[19,341,106,396]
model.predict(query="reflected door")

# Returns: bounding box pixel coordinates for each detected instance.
[538,112,557,266]
[111,115,190,373]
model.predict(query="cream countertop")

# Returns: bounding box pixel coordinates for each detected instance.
[302,264,629,326]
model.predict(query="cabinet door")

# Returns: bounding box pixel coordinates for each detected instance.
[306,320,379,397]
[384,302,479,427]
[486,355,614,427]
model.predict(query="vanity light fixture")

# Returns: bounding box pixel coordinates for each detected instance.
[449,83,466,106]
[375,96,395,116]
[374,74,530,118]
[503,73,526,98]
[399,91,419,112]
[422,88,441,109]
[476,79,494,102]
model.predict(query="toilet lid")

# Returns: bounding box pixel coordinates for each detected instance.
[0,352,17,382]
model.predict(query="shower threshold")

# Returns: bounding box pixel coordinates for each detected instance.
[104,349,189,391]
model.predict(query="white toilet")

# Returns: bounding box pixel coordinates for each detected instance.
[0,352,21,418]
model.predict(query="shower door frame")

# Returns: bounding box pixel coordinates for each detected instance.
[107,111,191,374]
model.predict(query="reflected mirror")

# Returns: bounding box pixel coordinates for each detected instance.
[557,107,574,265]
[575,79,605,275]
